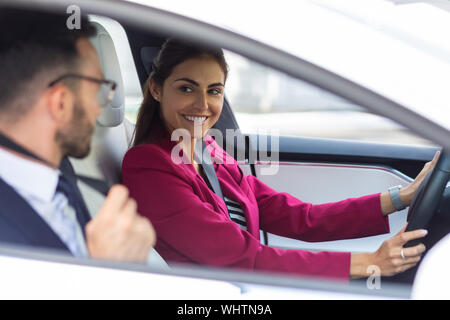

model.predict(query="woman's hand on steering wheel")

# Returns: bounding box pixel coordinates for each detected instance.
[380,151,440,216]
[371,224,427,276]
[400,151,440,207]
[350,225,427,278]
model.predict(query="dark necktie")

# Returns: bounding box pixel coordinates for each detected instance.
[56,174,91,238]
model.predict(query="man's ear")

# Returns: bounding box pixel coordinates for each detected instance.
[148,79,162,102]
[45,84,75,124]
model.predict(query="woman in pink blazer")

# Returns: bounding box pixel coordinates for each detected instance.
[122,39,434,281]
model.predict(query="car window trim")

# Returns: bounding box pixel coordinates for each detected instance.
[0,243,411,299]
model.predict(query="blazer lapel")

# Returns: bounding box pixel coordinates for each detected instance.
[0,177,70,252]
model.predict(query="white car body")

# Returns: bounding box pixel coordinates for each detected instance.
[0,245,408,300]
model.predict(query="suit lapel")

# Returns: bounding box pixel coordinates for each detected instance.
[0,177,69,252]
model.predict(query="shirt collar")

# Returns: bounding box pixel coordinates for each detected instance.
[0,147,60,203]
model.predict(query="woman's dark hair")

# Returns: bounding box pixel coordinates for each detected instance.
[132,38,229,146]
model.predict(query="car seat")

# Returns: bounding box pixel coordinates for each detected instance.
[69,16,168,268]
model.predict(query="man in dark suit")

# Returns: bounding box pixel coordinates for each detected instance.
[0,8,155,263]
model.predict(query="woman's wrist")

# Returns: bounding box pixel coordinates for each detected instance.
[380,185,414,216]
[350,252,374,279]
[399,185,414,207]
[380,192,396,216]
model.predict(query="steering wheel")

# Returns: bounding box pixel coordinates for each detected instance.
[404,150,450,248]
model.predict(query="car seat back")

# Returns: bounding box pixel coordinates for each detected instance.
[69,16,167,267]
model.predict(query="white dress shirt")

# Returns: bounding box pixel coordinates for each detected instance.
[0,147,88,257]
[0,147,169,267]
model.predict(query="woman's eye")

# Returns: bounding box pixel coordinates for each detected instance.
[179,86,193,93]
[209,88,222,95]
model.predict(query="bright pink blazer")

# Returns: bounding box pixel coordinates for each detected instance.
[122,135,390,280]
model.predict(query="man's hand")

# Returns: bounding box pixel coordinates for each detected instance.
[85,185,156,263]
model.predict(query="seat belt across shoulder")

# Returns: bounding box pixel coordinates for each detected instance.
[0,131,110,196]
[195,139,225,202]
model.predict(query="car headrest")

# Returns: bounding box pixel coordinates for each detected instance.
[89,19,125,127]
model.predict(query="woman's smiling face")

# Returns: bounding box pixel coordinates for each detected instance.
[150,56,226,139]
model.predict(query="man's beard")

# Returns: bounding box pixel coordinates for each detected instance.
[55,100,95,159]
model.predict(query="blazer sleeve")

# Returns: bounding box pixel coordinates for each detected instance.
[245,174,390,242]
[122,145,352,280]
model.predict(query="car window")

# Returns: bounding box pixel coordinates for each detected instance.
[224,50,435,146]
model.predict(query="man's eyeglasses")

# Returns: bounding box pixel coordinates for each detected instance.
[48,74,117,107]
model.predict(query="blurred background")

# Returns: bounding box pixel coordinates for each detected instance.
[122,0,450,147]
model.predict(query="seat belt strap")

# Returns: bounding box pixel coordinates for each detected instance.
[195,139,225,202]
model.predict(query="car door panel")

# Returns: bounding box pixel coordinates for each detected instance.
[244,134,439,252]
[255,162,410,252]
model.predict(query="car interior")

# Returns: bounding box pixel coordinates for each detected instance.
[69,17,170,266]
[63,14,450,289]
[1,1,449,298]
[70,15,251,268]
